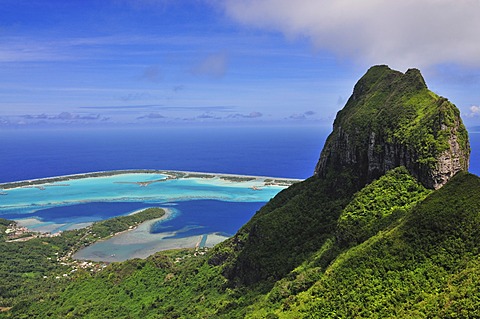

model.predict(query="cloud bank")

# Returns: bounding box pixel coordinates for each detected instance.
[22,112,100,121]
[216,0,480,69]
[228,111,263,119]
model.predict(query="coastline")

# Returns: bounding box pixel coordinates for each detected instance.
[0,169,302,190]
[1,172,294,262]
[15,206,172,235]
[72,207,229,262]
[16,218,93,234]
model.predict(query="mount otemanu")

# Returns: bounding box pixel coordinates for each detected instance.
[1,65,478,319]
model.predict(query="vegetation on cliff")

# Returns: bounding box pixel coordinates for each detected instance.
[336,166,431,246]
[6,172,479,319]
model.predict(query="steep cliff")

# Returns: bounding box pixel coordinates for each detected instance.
[315,65,470,189]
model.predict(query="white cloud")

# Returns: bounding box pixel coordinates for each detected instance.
[469,105,480,117]
[216,0,480,69]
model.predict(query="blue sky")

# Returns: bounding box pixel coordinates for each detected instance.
[1,0,479,128]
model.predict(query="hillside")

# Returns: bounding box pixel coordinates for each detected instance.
[235,171,479,318]
[2,66,478,318]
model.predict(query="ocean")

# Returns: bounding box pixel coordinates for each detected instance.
[1,125,479,261]
[0,125,329,183]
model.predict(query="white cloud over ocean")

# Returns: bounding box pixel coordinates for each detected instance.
[469,105,480,117]
[216,0,480,69]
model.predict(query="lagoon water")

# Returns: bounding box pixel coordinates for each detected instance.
[1,126,479,261]
[1,126,327,260]
[0,172,286,232]
[0,171,290,261]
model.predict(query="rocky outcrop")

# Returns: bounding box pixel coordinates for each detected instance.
[315,65,470,189]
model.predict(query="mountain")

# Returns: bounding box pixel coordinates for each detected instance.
[211,65,470,286]
[315,65,469,190]
[2,66,477,318]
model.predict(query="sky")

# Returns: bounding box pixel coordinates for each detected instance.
[1,0,479,128]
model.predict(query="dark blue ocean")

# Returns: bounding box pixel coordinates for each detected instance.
[0,126,330,183]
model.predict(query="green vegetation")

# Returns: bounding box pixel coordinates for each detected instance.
[284,172,480,318]
[0,218,10,240]
[0,229,83,310]
[4,252,227,319]
[184,173,215,179]
[0,208,164,311]
[337,167,431,246]
[86,207,165,239]
[219,176,256,182]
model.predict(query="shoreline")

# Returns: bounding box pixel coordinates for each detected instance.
[15,206,173,235]
[0,169,303,190]
[72,207,229,262]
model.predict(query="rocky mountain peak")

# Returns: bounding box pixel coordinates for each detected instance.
[315,65,470,189]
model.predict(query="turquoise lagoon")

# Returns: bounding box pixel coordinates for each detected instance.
[0,172,295,261]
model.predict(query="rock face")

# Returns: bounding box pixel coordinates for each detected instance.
[315,65,470,189]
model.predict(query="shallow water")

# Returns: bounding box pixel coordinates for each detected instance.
[73,200,265,262]
[0,172,290,259]
[0,173,286,220]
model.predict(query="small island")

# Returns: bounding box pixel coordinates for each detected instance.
[0,169,301,191]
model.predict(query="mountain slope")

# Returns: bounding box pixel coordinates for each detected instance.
[282,172,480,318]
